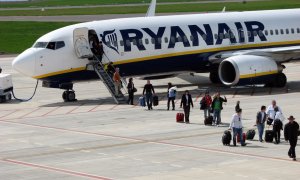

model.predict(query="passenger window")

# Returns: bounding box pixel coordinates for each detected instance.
[247,31,251,37]
[259,30,264,36]
[275,29,279,35]
[190,35,194,41]
[291,28,295,34]
[202,34,207,40]
[170,37,175,43]
[120,40,124,46]
[132,39,137,45]
[183,36,188,43]
[286,29,289,34]
[270,30,274,35]
[224,33,230,39]
[219,33,224,39]
[55,41,65,50]
[158,38,162,44]
[280,29,284,34]
[138,39,143,45]
[126,40,130,46]
[46,42,55,50]
[264,30,268,36]
[164,37,168,43]
[177,37,182,42]
[145,39,149,44]
[297,28,300,33]
[214,34,218,39]
[151,38,155,44]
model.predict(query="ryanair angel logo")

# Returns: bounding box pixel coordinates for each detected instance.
[100,30,119,54]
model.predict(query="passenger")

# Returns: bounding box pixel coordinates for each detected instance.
[180,90,194,123]
[229,108,246,146]
[113,67,121,97]
[127,78,135,105]
[167,82,176,110]
[273,107,284,144]
[200,90,212,119]
[284,116,299,161]
[211,92,227,126]
[235,101,241,112]
[142,80,155,110]
[106,62,115,78]
[266,100,282,125]
[256,105,267,142]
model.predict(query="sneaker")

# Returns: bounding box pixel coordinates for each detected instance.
[293,158,297,161]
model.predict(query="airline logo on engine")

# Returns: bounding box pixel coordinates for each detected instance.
[102,21,267,53]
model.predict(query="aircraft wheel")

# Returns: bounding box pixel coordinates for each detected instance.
[209,72,221,84]
[275,73,287,88]
[67,91,76,101]
[62,91,68,102]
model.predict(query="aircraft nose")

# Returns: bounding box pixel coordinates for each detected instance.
[12,48,36,77]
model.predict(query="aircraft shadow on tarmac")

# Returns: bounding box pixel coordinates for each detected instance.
[39,74,300,107]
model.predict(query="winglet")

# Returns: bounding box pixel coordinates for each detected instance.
[222,6,226,13]
[146,0,156,17]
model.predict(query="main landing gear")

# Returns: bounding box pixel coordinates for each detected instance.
[62,90,77,102]
[265,73,287,88]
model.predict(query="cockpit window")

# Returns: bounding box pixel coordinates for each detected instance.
[34,42,48,48]
[46,42,56,50]
[33,41,65,50]
[55,41,65,49]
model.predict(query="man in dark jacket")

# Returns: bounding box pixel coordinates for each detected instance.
[143,80,155,110]
[211,92,227,126]
[284,116,299,161]
[256,106,267,142]
[180,90,193,123]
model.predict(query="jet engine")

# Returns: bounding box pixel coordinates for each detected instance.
[218,55,286,87]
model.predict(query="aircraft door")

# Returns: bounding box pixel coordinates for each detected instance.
[73,27,93,59]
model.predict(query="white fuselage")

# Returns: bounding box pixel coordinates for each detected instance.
[12,9,300,85]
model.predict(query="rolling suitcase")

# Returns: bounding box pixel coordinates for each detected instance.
[176,113,184,123]
[138,96,145,107]
[265,130,274,142]
[237,133,246,143]
[204,116,213,125]
[222,130,231,146]
[246,129,256,140]
[153,95,159,106]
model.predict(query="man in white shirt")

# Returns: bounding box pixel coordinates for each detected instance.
[266,100,282,125]
[273,107,284,144]
[229,109,246,146]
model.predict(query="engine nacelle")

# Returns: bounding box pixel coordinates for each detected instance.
[218,55,281,86]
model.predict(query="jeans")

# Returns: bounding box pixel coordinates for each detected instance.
[145,93,153,110]
[257,123,265,142]
[213,109,221,125]
[204,108,210,119]
[233,127,245,146]
[167,97,175,110]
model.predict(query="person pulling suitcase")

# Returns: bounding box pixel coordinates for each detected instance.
[229,109,246,146]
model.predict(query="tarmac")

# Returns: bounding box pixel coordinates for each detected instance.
[1,56,300,179]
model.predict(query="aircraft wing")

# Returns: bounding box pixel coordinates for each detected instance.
[211,45,300,62]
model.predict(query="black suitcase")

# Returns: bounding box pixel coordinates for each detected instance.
[153,95,159,106]
[222,130,231,146]
[246,129,256,140]
[265,130,274,142]
[204,116,213,125]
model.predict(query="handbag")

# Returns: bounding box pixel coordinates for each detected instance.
[133,87,137,92]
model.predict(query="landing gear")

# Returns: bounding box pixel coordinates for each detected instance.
[265,73,287,88]
[209,71,221,84]
[62,90,77,102]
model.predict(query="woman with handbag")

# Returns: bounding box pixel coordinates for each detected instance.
[127,78,136,105]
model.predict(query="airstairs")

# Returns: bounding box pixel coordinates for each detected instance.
[73,27,127,104]
[89,56,127,104]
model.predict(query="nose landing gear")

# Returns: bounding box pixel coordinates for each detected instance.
[62,90,77,102]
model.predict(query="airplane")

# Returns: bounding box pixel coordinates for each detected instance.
[12,0,300,102]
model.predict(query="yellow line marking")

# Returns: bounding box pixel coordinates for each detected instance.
[240,70,278,79]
